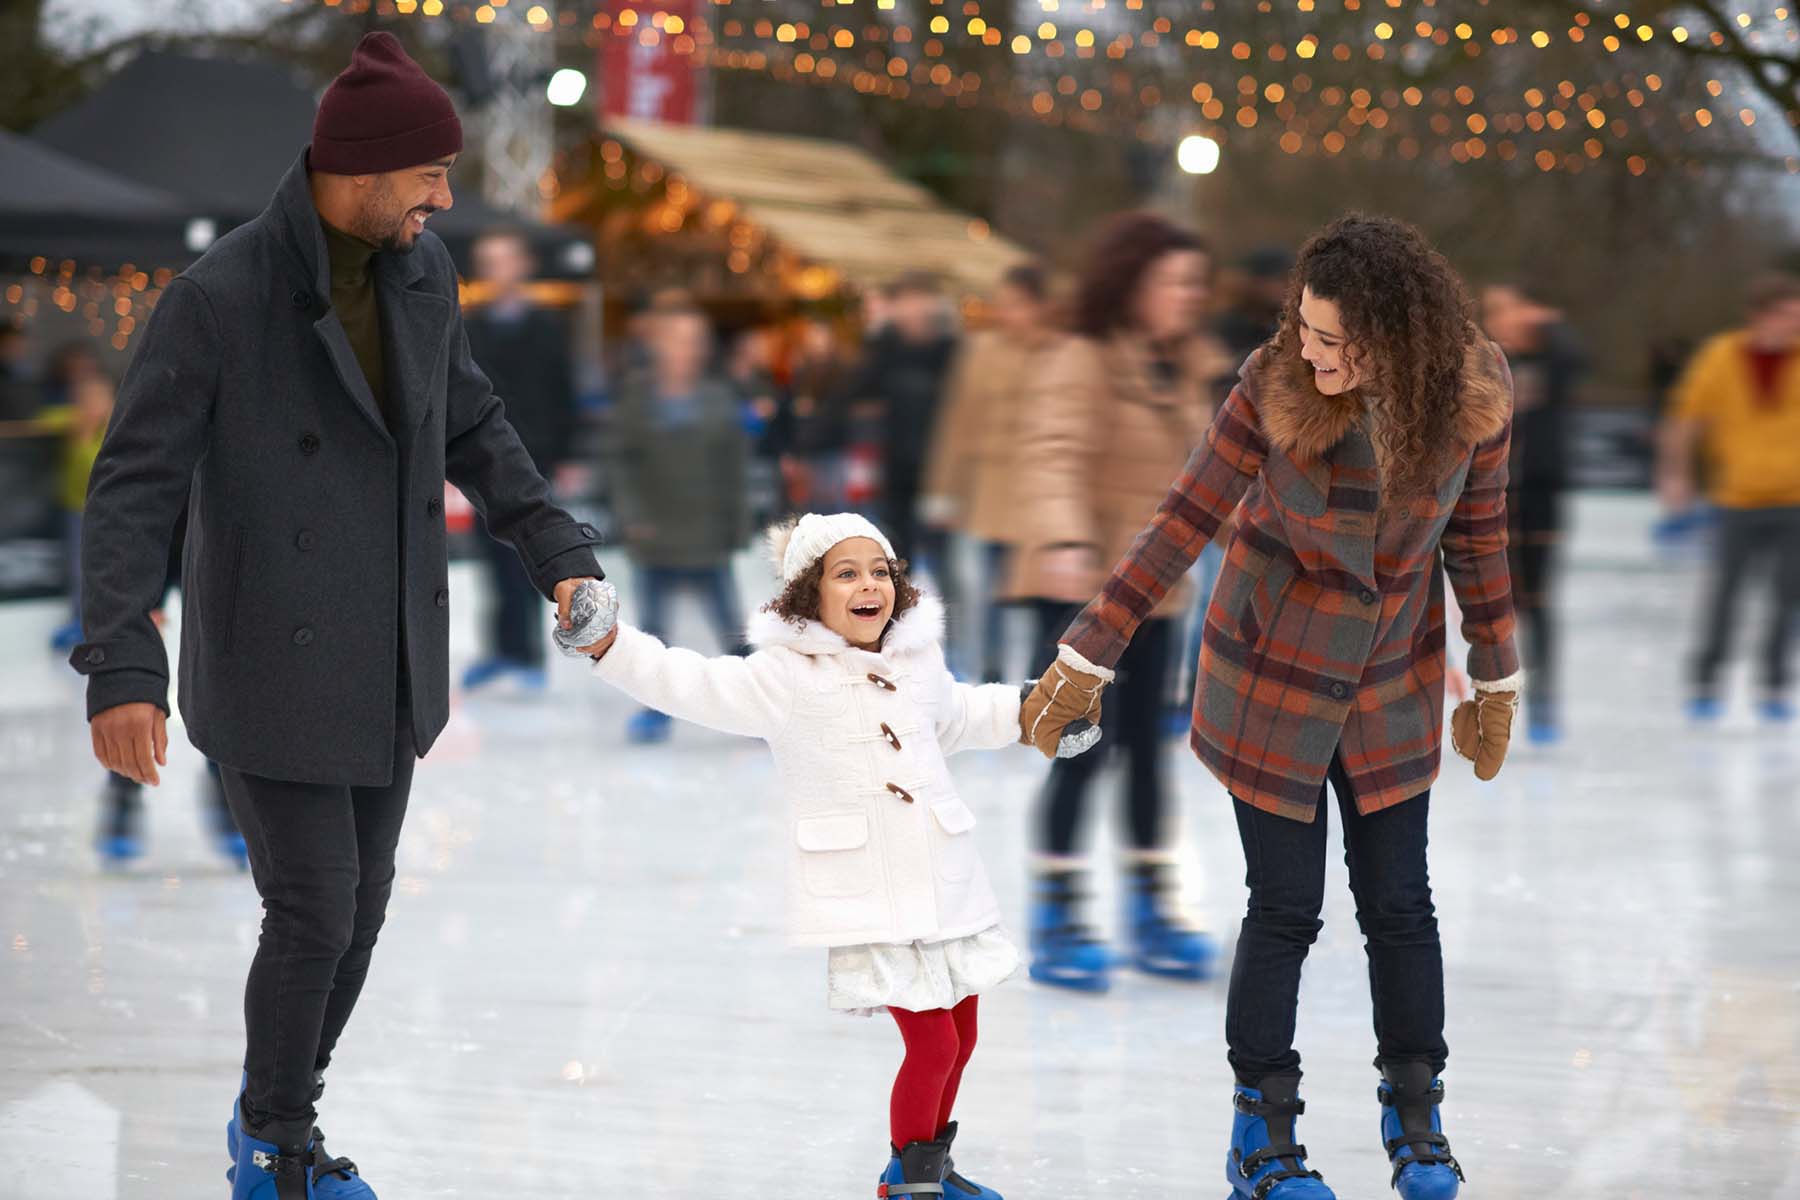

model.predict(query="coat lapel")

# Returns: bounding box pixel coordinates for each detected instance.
[376,252,450,440]
[313,311,390,442]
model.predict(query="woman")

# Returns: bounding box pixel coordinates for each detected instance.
[1021,214,1520,1200]
[1010,213,1230,991]
[922,261,1060,682]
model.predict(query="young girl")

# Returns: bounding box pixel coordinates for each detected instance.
[586,512,1029,1200]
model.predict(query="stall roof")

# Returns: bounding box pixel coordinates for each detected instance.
[603,118,1031,293]
[0,129,191,268]
[33,50,592,276]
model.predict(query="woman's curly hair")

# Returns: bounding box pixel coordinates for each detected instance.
[763,550,923,638]
[1268,213,1478,496]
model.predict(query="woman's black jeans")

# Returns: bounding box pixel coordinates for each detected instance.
[1225,754,1446,1085]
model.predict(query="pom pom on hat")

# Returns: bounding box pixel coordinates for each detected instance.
[766,513,897,584]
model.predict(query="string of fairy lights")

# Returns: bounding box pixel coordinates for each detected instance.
[7,1,1794,349]
[281,0,1800,179]
[1,260,174,353]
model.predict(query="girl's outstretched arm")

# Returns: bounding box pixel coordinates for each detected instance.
[591,626,795,740]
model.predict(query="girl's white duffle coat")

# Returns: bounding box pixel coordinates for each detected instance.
[590,595,1022,948]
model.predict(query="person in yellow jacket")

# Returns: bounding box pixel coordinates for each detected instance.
[26,342,246,865]
[1657,273,1800,723]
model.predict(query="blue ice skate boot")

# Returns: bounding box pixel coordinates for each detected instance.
[1376,1062,1464,1200]
[1758,694,1794,723]
[626,708,672,744]
[229,1075,376,1199]
[1125,860,1216,981]
[1686,694,1724,723]
[95,776,144,866]
[460,657,515,691]
[1525,699,1561,746]
[1225,1075,1335,1200]
[1027,869,1111,993]
[936,1122,1001,1200]
[877,1137,949,1199]
[230,1102,316,1200]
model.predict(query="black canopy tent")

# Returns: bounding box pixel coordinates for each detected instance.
[0,129,193,270]
[33,49,592,278]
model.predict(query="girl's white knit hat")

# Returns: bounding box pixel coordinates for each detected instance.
[767,513,897,584]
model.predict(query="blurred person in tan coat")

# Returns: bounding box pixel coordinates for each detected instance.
[922,263,1060,682]
[1009,212,1230,992]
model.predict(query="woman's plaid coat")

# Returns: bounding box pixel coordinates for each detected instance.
[1059,341,1521,821]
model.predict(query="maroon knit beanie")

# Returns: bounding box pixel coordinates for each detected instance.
[311,32,463,175]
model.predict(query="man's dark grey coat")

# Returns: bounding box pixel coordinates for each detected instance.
[71,151,602,786]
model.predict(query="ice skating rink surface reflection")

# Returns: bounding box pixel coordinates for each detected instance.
[2,496,1795,1198]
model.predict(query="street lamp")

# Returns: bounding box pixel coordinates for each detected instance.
[1177,134,1221,175]
[546,68,588,108]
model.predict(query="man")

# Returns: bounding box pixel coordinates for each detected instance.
[1658,272,1800,723]
[71,34,613,1199]
[1481,282,1587,743]
[460,226,578,691]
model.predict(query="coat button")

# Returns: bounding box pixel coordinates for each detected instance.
[435,589,449,608]
[290,289,311,310]
[295,530,317,551]
[1359,588,1377,606]
[299,433,320,455]
[885,782,915,804]
[880,722,903,751]
[427,496,443,517]
[867,672,897,692]
[580,524,597,539]
[293,627,315,647]
[85,647,106,665]
[1329,682,1348,699]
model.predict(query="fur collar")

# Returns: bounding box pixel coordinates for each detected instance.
[746,593,946,659]
[1246,339,1512,479]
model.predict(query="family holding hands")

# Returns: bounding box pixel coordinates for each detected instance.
[70,32,1520,1200]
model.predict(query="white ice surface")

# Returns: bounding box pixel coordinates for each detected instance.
[1,494,1795,1197]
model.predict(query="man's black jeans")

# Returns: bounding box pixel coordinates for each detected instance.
[1225,754,1447,1085]
[221,710,415,1135]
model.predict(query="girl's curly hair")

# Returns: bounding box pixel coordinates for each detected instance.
[763,552,923,640]
[1268,213,1479,497]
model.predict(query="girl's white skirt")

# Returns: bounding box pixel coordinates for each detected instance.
[826,925,1020,1016]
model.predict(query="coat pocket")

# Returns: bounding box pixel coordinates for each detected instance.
[929,798,978,881]
[795,811,874,898]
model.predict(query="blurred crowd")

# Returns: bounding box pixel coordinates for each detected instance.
[3,210,1796,894]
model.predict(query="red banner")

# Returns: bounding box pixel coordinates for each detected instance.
[599,0,703,124]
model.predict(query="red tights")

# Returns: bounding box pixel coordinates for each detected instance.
[887,996,978,1149]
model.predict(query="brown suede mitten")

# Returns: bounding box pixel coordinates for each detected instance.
[1020,649,1110,759]
[1451,688,1518,781]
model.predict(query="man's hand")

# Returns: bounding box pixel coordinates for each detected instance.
[91,702,167,786]
[554,577,597,630]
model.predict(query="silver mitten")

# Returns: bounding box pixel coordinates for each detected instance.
[1017,682,1104,758]
[553,578,620,657]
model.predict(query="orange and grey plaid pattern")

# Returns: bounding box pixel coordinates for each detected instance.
[1062,373,1520,822]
